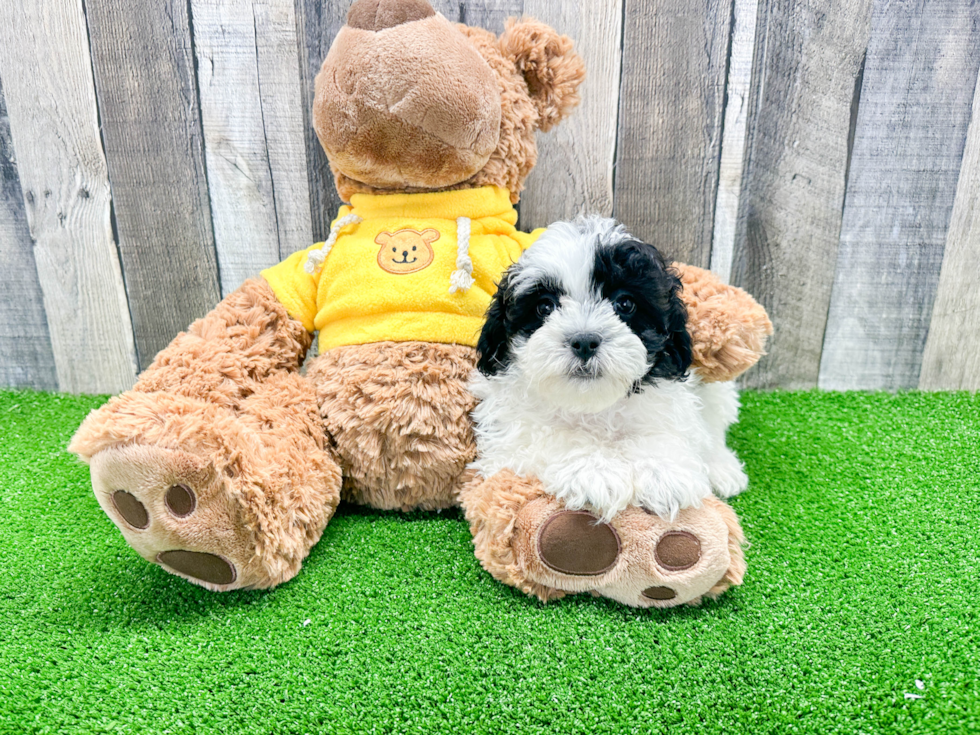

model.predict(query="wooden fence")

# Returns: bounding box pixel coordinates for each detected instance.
[1,0,979,394]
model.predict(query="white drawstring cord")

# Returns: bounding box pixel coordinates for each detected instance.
[304,213,363,275]
[449,216,474,293]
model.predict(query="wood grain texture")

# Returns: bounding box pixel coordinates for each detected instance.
[730,0,872,389]
[613,0,733,268]
[709,0,758,283]
[0,76,58,390]
[519,0,623,231]
[819,0,980,390]
[453,0,524,34]
[193,0,313,296]
[85,0,221,371]
[0,0,137,394]
[919,67,980,391]
[293,0,349,241]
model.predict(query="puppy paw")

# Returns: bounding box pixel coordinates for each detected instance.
[707,450,748,499]
[633,461,712,520]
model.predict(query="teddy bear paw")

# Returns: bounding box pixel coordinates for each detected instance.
[522,499,741,608]
[89,443,263,591]
[462,471,746,608]
[71,374,342,592]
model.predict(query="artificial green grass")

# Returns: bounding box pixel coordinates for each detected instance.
[0,389,978,734]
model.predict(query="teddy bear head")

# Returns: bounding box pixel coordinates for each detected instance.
[313,0,586,203]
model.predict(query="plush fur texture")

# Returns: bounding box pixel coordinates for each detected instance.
[470,218,748,522]
[314,13,503,191]
[677,264,773,383]
[322,15,586,203]
[309,342,479,511]
[71,368,341,591]
[459,470,745,608]
[127,278,312,409]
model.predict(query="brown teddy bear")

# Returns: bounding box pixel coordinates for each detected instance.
[69,0,771,605]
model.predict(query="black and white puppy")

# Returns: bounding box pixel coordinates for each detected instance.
[470,217,747,522]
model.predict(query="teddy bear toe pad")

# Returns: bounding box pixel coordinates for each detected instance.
[90,444,255,591]
[156,550,236,586]
[537,510,621,576]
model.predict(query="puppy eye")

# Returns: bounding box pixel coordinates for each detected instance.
[614,295,636,317]
[536,299,556,318]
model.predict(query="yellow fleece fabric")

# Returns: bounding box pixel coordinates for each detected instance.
[262,186,541,352]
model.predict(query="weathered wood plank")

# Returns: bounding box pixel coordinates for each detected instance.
[455,0,524,34]
[192,0,313,295]
[0,76,58,390]
[0,0,137,394]
[819,0,980,390]
[293,0,348,241]
[613,0,733,268]
[253,1,315,259]
[708,0,758,283]
[730,0,872,389]
[919,67,980,391]
[85,0,221,371]
[519,0,623,231]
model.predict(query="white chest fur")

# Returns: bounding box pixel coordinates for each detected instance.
[469,373,728,521]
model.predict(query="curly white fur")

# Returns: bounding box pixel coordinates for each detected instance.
[469,216,748,522]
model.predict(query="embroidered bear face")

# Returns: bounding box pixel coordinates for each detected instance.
[376,228,439,274]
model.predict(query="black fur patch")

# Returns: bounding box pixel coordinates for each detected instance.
[592,239,692,383]
[477,274,564,376]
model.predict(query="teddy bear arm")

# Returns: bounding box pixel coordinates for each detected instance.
[671,263,773,383]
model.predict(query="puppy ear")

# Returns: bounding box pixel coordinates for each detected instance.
[498,18,585,132]
[650,266,694,379]
[420,228,440,244]
[477,273,512,376]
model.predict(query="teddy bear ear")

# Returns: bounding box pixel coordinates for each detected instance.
[498,18,586,132]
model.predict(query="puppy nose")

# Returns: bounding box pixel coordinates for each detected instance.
[569,333,602,361]
[347,0,435,30]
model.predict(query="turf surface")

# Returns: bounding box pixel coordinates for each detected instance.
[0,389,978,734]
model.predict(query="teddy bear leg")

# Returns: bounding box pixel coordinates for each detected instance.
[310,342,478,511]
[77,371,341,591]
[70,279,340,590]
[460,471,745,608]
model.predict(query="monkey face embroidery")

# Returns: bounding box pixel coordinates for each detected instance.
[376,229,439,274]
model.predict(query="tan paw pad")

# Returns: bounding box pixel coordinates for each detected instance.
[157,551,237,586]
[655,531,701,571]
[164,484,196,517]
[538,511,621,576]
[111,491,149,530]
[642,586,677,601]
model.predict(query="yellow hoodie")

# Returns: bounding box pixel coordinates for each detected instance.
[262,186,541,352]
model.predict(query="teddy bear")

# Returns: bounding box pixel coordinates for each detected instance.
[69,0,772,605]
